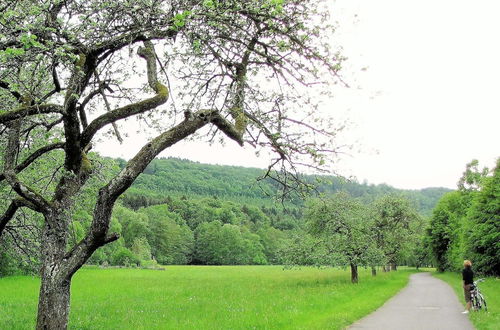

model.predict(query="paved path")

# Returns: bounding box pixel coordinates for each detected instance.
[348,272,474,330]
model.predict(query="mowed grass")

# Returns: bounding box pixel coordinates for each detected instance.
[432,272,499,330]
[0,266,416,329]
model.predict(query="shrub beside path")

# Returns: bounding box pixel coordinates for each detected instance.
[348,272,474,330]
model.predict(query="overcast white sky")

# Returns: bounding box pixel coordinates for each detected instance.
[97,0,500,190]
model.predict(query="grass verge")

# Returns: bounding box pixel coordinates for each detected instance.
[0,266,416,329]
[432,271,499,330]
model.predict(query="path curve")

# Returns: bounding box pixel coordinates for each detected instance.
[348,272,474,330]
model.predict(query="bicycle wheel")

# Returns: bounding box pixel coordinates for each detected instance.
[478,293,488,312]
[470,294,477,311]
[472,294,481,310]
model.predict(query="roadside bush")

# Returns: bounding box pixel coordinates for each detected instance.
[140,259,164,270]
[111,247,140,267]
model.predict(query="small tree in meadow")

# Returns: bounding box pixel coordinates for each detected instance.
[306,193,381,283]
[371,195,422,271]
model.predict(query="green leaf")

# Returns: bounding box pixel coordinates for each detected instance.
[203,0,215,9]
[173,11,192,30]
[2,47,25,57]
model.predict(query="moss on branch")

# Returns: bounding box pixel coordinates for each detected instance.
[80,41,169,147]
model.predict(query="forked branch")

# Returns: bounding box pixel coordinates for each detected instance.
[80,41,169,147]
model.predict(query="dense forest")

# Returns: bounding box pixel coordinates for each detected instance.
[1,156,451,276]
[121,157,450,217]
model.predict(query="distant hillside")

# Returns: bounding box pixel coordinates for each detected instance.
[115,157,451,217]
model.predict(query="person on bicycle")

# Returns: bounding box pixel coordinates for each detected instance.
[462,260,474,314]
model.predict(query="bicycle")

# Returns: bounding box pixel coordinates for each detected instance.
[470,278,488,311]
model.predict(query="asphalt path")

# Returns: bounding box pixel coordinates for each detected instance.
[348,272,475,330]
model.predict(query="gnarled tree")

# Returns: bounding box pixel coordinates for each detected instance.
[0,0,345,328]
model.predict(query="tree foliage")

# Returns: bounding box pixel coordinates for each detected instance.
[427,191,467,272]
[281,192,423,283]
[427,158,499,276]
[466,158,500,275]
[304,193,381,283]
[371,195,424,269]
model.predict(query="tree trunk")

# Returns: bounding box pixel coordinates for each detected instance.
[371,266,377,276]
[36,212,72,330]
[391,263,397,271]
[36,277,71,330]
[350,263,359,283]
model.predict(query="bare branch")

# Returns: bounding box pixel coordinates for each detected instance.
[77,85,111,129]
[90,28,177,56]
[244,110,288,160]
[39,62,62,102]
[95,72,123,143]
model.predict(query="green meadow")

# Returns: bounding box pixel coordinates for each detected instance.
[432,272,499,330]
[0,266,416,329]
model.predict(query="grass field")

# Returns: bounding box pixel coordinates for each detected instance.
[432,272,499,330]
[0,266,416,329]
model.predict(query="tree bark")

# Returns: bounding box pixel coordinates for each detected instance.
[36,277,71,330]
[391,263,397,271]
[36,212,72,330]
[350,263,359,283]
[371,266,377,276]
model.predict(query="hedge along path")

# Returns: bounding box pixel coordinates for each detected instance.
[348,272,474,330]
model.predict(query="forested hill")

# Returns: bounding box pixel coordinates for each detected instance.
[117,157,451,217]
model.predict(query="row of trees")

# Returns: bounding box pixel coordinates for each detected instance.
[90,190,430,278]
[280,192,425,283]
[427,159,499,276]
[0,180,301,275]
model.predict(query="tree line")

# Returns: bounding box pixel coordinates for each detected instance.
[426,159,499,276]
[88,198,290,267]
